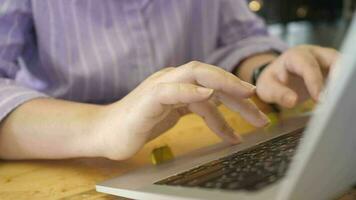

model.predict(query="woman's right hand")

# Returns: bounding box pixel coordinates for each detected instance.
[94,61,270,160]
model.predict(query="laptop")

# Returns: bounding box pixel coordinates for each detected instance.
[96,14,356,200]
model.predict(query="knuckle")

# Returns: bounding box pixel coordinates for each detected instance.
[147,67,176,83]
[149,71,164,79]
[187,60,202,70]
[176,83,184,93]
[153,82,166,94]
[160,66,176,73]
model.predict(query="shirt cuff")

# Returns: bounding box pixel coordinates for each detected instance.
[206,35,288,73]
[0,81,48,122]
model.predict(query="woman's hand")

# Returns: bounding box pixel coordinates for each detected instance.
[256,45,339,108]
[95,61,270,160]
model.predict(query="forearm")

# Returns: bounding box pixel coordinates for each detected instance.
[0,98,104,160]
[234,52,278,83]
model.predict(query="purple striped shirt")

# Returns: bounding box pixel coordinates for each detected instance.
[0,0,287,121]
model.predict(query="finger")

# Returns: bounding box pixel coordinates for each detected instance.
[216,92,270,127]
[189,101,241,144]
[284,50,324,100]
[209,93,221,106]
[257,74,298,108]
[269,59,289,84]
[155,82,214,105]
[309,46,340,70]
[158,61,256,99]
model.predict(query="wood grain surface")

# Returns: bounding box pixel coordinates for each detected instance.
[0,100,352,200]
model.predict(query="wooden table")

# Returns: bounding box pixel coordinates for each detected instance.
[0,102,354,200]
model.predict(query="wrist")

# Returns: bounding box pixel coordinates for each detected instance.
[89,101,135,160]
[235,52,278,83]
[85,104,116,158]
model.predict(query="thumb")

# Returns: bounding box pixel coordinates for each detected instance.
[257,77,298,108]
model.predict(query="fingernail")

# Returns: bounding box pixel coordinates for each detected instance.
[231,132,243,144]
[196,87,213,96]
[315,89,321,102]
[284,94,297,107]
[240,81,256,91]
[315,94,321,102]
[259,111,271,127]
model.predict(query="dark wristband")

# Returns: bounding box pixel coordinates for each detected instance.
[252,62,270,85]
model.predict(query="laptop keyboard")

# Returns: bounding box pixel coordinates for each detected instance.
[155,128,303,191]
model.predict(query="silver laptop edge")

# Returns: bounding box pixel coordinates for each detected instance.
[97,14,356,200]
[278,13,356,200]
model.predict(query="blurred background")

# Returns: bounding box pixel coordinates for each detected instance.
[247,0,356,49]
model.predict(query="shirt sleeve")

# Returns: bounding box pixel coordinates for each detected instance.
[0,0,47,121]
[205,0,288,72]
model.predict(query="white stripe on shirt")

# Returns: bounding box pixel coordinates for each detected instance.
[71,0,90,100]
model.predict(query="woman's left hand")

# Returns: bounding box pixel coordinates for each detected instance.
[256,45,340,108]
